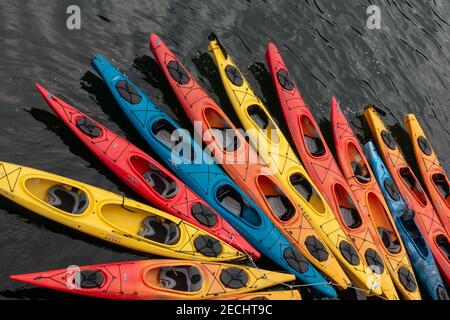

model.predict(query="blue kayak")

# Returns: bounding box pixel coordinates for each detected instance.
[364,141,448,300]
[91,54,336,298]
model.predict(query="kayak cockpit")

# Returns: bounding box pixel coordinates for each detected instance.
[399,209,428,257]
[334,184,362,229]
[216,184,262,227]
[289,173,326,214]
[130,156,179,199]
[247,105,280,144]
[151,119,197,162]
[144,265,203,293]
[25,178,90,215]
[432,173,450,206]
[368,193,402,254]
[204,108,240,153]
[436,235,450,260]
[347,142,371,183]
[300,115,325,157]
[99,203,181,245]
[399,167,427,206]
[256,175,295,222]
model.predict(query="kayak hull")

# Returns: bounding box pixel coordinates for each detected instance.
[364,141,449,300]
[404,114,450,236]
[0,162,244,261]
[364,107,450,286]
[331,99,419,300]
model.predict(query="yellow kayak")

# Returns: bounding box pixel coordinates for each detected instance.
[214,290,301,300]
[0,162,245,261]
[208,34,380,296]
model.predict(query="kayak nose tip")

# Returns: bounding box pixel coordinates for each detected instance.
[10,274,29,283]
[403,114,416,123]
[149,33,161,45]
[331,96,339,108]
[35,83,51,99]
[319,283,338,298]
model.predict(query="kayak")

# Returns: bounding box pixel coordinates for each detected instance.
[209,34,380,296]
[214,290,301,300]
[150,33,350,293]
[90,54,335,296]
[264,42,396,299]
[364,106,450,285]
[404,114,450,236]
[0,162,244,261]
[364,141,449,300]
[10,260,294,300]
[331,99,419,299]
[35,83,258,260]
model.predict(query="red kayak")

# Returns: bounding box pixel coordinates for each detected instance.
[36,84,259,260]
[11,260,292,299]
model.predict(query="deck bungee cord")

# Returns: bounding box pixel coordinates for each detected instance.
[149,33,351,294]
[90,54,338,298]
[208,34,381,297]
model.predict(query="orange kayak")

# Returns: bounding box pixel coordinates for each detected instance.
[404,114,450,236]
[149,33,350,296]
[265,42,397,299]
[11,260,295,300]
[331,99,420,299]
[365,106,450,285]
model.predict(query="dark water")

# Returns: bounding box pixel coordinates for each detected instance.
[1,0,449,300]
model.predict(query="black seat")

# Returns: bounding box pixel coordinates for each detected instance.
[138,217,180,245]
[216,185,242,217]
[304,135,325,157]
[248,105,269,130]
[267,195,295,221]
[339,206,362,229]
[152,119,179,148]
[351,161,371,183]
[211,128,239,152]
[378,227,401,254]
[143,168,178,199]
[433,174,449,200]
[290,174,313,201]
[47,185,89,214]
[159,266,203,292]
